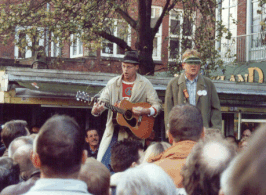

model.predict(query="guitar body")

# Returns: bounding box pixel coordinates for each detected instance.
[116,99,155,139]
[75,91,154,139]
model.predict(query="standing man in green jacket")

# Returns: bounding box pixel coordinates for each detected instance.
[165,49,222,130]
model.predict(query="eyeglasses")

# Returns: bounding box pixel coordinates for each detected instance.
[122,65,135,69]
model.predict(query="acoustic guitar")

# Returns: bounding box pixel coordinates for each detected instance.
[76,91,154,139]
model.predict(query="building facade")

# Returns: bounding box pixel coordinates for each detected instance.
[0,0,266,139]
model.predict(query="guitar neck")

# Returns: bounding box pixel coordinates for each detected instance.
[95,98,125,114]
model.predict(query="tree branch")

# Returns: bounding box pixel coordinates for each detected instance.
[152,0,178,37]
[115,7,137,30]
[97,30,131,51]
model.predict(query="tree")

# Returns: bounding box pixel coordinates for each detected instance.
[0,0,232,75]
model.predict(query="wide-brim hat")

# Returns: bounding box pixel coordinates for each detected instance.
[123,51,139,64]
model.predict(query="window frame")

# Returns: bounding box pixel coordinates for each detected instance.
[51,32,61,57]
[14,26,45,59]
[70,34,83,58]
[151,6,162,61]
[168,9,195,61]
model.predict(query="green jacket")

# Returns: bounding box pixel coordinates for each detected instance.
[164,73,222,130]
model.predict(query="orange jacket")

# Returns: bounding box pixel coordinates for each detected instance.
[149,140,196,188]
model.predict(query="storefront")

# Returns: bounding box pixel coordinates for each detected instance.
[1,65,266,140]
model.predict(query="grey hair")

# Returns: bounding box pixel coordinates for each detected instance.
[143,142,171,163]
[220,158,237,195]
[8,136,34,158]
[116,163,177,195]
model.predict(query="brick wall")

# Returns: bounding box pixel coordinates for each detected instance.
[237,0,247,36]
[0,0,205,74]
[0,38,15,59]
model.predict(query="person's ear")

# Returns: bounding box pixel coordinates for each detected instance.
[218,189,225,195]
[182,63,185,70]
[85,137,89,143]
[136,65,139,71]
[82,150,87,164]
[201,127,206,139]
[130,162,137,168]
[168,130,174,144]
[31,151,41,169]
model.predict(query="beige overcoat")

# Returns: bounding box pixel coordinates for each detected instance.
[96,73,162,162]
[164,73,222,130]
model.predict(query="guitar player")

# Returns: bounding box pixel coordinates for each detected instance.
[91,50,162,171]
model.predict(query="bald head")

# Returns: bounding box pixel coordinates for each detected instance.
[13,144,38,181]
[182,137,236,195]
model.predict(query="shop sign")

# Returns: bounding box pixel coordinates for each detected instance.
[213,67,264,83]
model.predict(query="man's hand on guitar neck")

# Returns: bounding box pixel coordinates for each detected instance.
[92,101,105,116]
[132,107,151,116]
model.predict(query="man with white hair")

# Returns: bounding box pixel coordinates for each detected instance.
[181,136,236,195]
[1,145,40,195]
[116,163,177,195]
[220,124,266,195]
[8,136,34,158]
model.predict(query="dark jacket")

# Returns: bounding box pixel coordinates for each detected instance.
[1,171,40,195]
[85,144,98,159]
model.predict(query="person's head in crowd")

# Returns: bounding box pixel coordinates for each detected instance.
[143,142,171,163]
[225,135,237,145]
[29,133,37,140]
[1,120,29,149]
[116,163,176,195]
[13,144,39,181]
[241,129,252,138]
[0,157,20,191]
[8,136,34,158]
[111,139,144,172]
[85,129,99,149]
[168,104,204,143]
[31,115,87,178]
[238,136,249,153]
[225,135,238,153]
[78,158,110,195]
[220,124,266,195]
[30,124,40,134]
[182,136,236,195]
[205,128,223,138]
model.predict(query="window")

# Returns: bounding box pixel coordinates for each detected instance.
[251,0,266,48]
[217,0,237,61]
[168,9,194,60]
[70,34,83,58]
[101,20,131,57]
[151,6,162,61]
[14,27,45,59]
[51,33,61,57]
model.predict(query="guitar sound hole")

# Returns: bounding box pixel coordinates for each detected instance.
[124,110,133,120]
[123,110,137,127]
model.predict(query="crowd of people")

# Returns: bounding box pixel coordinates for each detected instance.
[0,49,262,195]
[0,103,260,195]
